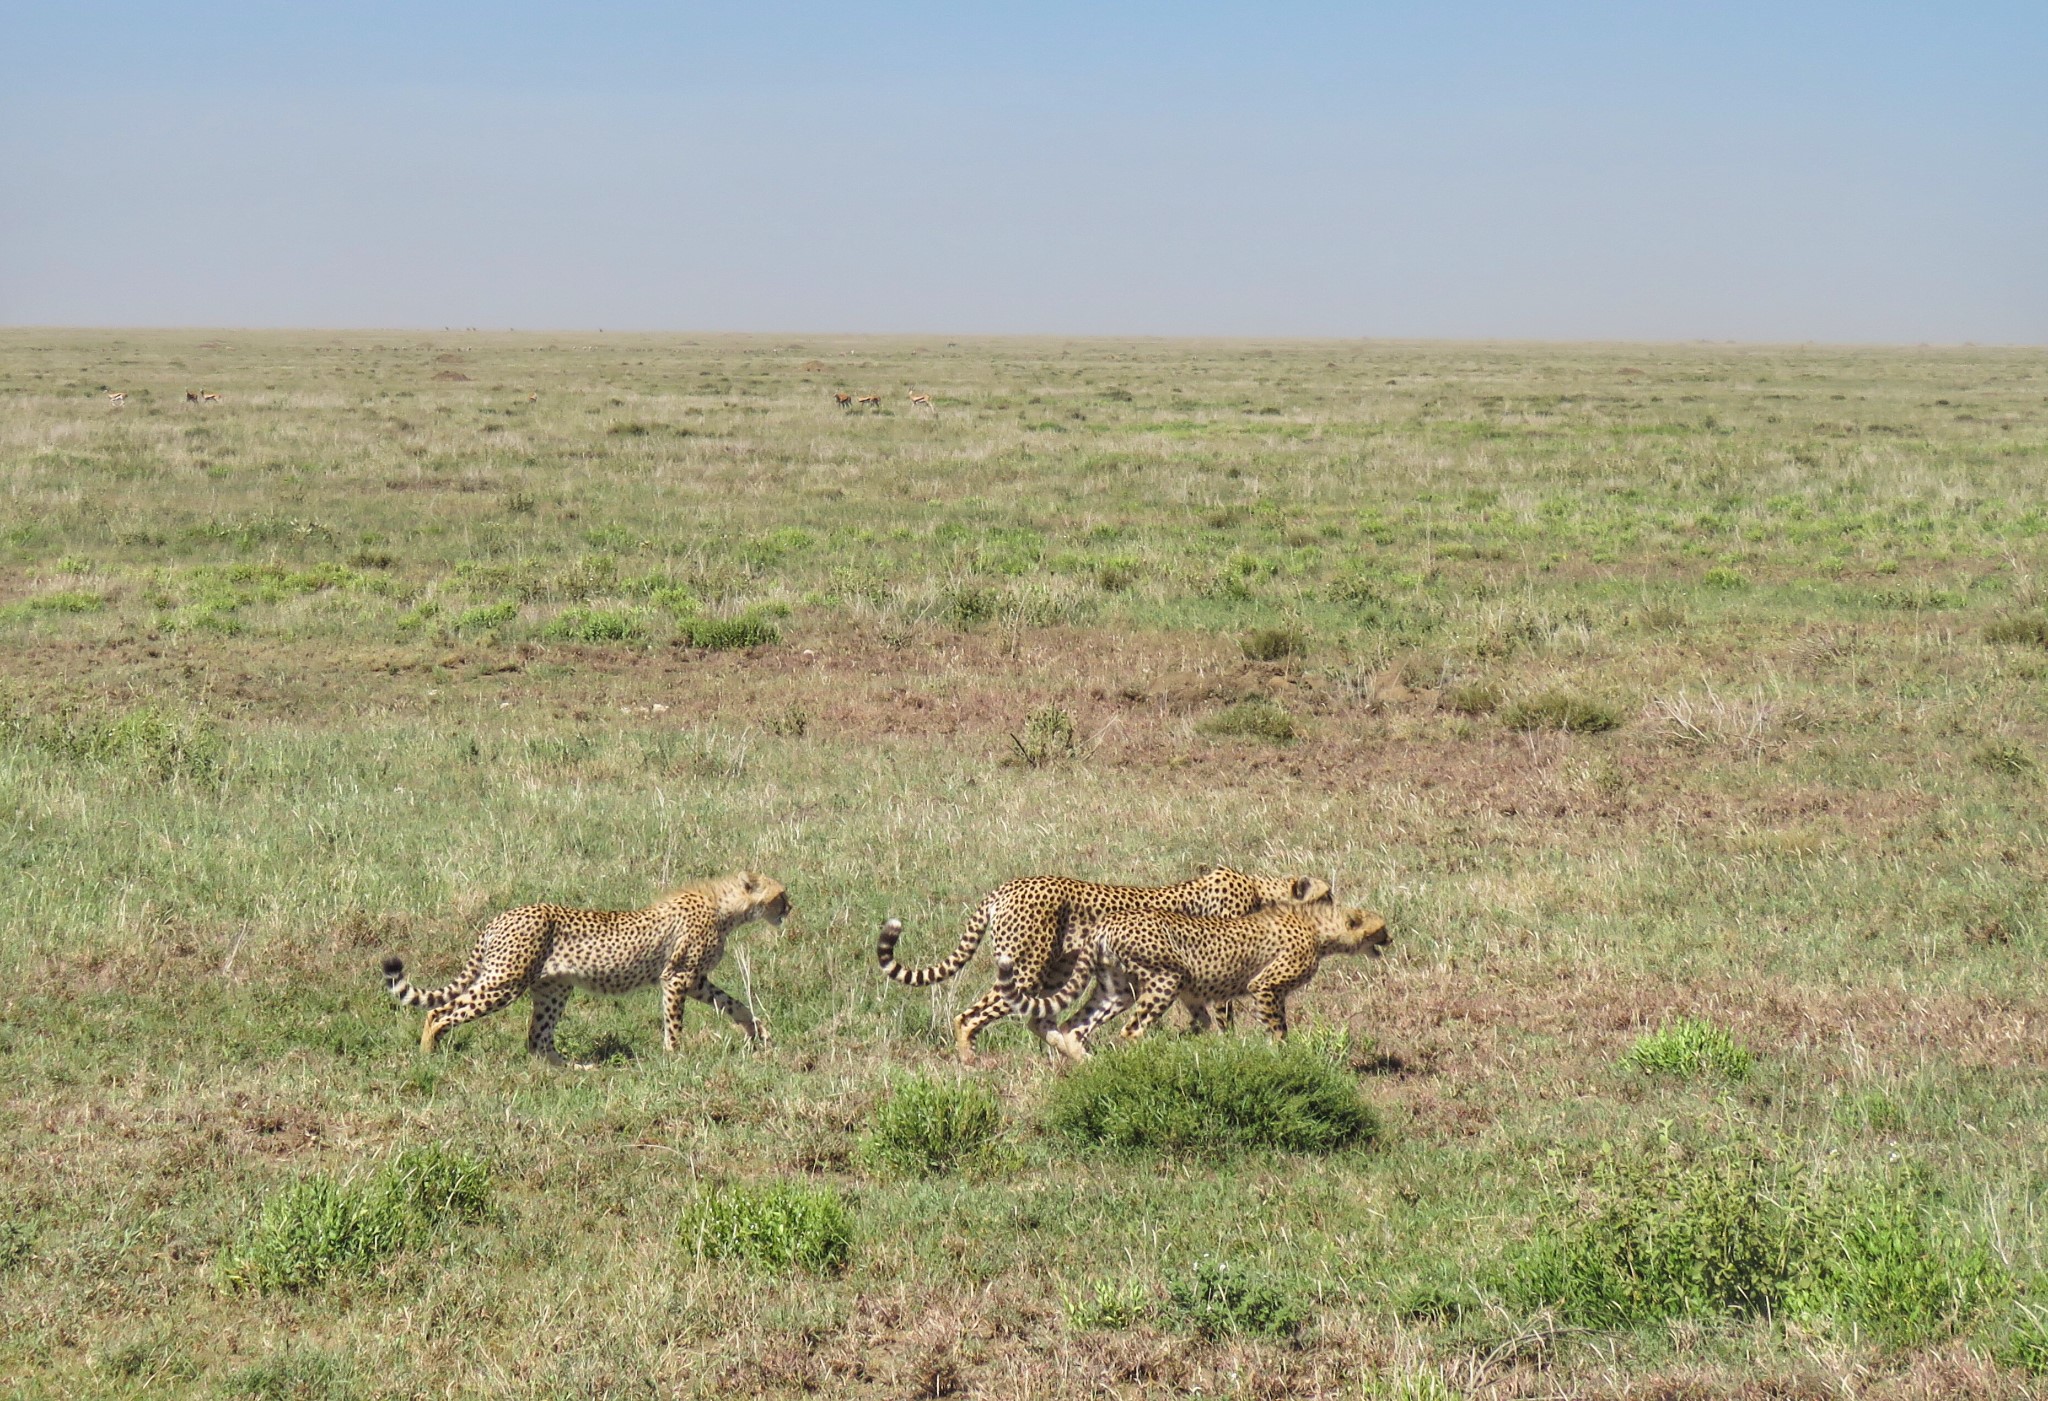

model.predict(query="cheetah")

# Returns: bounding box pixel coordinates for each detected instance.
[381,873,789,1064]
[876,866,1333,1063]
[996,901,1389,1061]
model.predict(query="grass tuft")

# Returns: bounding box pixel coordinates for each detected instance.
[1197,699,1297,742]
[1972,741,2035,777]
[858,1074,1005,1177]
[1985,614,2048,648]
[1164,1258,1310,1339]
[1240,626,1308,661]
[1044,1035,1377,1156]
[679,1181,853,1275]
[683,612,780,649]
[1500,690,1623,733]
[1008,706,1078,766]
[1621,1018,1753,1080]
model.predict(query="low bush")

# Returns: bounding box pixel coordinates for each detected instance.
[1508,1132,2008,1342]
[1972,741,2036,777]
[545,607,645,643]
[1063,1277,1151,1331]
[1442,680,1501,716]
[858,1075,1005,1177]
[680,1181,852,1275]
[219,1147,493,1292]
[451,601,518,634]
[1197,699,1297,742]
[1044,1035,1377,1156]
[1008,706,1078,766]
[1993,1301,2048,1375]
[1621,1018,1753,1081]
[1164,1258,1310,1339]
[1241,626,1307,661]
[1985,614,2048,648]
[1500,690,1622,733]
[683,612,780,649]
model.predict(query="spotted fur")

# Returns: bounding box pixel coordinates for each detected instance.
[876,866,1333,1062]
[381,873,789,1064]
[997,902,1390,1061]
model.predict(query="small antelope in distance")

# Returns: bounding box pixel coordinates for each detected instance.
[186,391,200,403]
[106,392,126,406]
[856,394,881,407]
[528,391,538,403]
[200,391,221,403]
[834,392,853,406]
[908,392,933,411]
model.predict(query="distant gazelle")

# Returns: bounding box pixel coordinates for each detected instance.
[106,392,126,406]
[186,391,200,403]
[528,391,538,403]
[856,394,881,407]
[200,391,221,403]
[908,393,933,411]
[834,392,853,406]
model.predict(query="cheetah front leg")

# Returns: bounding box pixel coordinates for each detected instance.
[525,978,572,1065]
[662,972,760,1049]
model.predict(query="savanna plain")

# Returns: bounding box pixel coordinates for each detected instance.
[4,330,2048,1400]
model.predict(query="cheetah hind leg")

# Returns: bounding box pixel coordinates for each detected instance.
[421,978,526,1053]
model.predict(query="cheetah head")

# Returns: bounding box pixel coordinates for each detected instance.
[735,872,790,926]
[1322,906,1390,958]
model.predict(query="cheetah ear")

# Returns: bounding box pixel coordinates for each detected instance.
[742,872,760,891]
[1293,876,1314,901]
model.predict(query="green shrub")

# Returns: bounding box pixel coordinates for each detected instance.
[452,602,518,634]
[0,1212,33,1271]
[1972,741,2035,777]
[680,1181,853,1275]
[1621,1018,1753,1081]
[1702,566,1748,590]
[2,702,226,783]
[219,1147,494,1292]
[1094,558,1141,592]
[1500,690,1622,733]
[1442,681,1501,716]
[1197,699,1297,742]
[683,612,780,649]
[1508,1132,2007,1342]
[1985,614,2048,648]
[385,1145,494,1224]
[1063,1277,1151,1331]
[545,607,645,643]
[1008,706,1078,766]
[858,1074,1004,1177]
[1993,1300,2048,1375]
[1044,1035,1377,1156]
[947,584,1003,627]
[1240,626,1307,661]
[224,1349,359,1401]
[218,1174,413,1292]
[1164,1258,1309,1339]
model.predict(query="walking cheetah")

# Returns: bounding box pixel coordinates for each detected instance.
[381,872,789,1064]
[996,901,1389,1061]
[876,866,1332,1063]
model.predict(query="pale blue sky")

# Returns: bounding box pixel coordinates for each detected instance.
[4,3,2043,340]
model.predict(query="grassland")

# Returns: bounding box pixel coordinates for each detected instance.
[2,328,2046,1398]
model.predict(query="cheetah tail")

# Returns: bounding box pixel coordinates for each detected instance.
[993,941,1095,1021]
[381,952,474,1010]
[875,906,987,986]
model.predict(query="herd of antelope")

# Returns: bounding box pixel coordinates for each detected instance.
[106,391,217,407]
[835,391,933,412]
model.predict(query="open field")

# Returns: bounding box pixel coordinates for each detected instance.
[3,329,2048,1398]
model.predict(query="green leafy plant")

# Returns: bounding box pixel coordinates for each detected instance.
[1621,1018,1754,1081]
[1164,1258,1309,1339]
[1197,699,1297,742]
[1500,690,1622,734]
[683,612,780,649]
[1063,1277,1152,1331]
[1044,1034,1378,1156]
[679,1181,853,1275]
[1008,706,1078,766]
[858,1075,1005,1177]
[1240,626,1307,661]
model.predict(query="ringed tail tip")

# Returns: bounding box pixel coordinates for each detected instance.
[381,956,404,977]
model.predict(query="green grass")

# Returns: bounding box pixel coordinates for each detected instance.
[1621,1018,1755,1081]
[857,1074,1006,1177]
[679,1181,854,1275]
[1044,1035,1379,1156]
[2,330,2047,1396]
